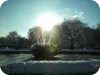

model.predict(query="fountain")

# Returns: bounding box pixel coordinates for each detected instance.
[30,27,58,60]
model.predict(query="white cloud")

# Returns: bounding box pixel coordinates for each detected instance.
[72,11,84,19]
[72,15,78,18]
[79,12,84,18]
[63,8,84,19]
[58,8,84,20]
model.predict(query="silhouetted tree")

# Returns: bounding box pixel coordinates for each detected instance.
[6,31,20,47]
[0,37,6,48]
[2,31,29,49]
[61,19,84,49]
[16,37,29,49]
[94,22,100,46]
[51,19,94,49]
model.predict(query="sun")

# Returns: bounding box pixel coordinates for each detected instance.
[36,12,61,31]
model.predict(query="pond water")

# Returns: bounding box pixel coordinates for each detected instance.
[0,54,33,66]
[0,54,100,67]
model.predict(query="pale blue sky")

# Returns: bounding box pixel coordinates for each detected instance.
[0,0,100,37]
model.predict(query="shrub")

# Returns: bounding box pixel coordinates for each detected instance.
[30,43,58,60]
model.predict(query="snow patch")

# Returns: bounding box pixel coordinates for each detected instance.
[1,61,100,74]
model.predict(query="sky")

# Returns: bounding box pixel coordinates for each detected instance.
[0,0,100,37]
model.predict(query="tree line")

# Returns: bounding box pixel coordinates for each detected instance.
[0,19,100,50]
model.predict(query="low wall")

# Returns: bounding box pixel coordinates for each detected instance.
[1,61,100,74]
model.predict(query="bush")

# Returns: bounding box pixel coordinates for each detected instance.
[30,43,58,60]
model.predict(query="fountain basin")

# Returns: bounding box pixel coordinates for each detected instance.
[1,61,99,74]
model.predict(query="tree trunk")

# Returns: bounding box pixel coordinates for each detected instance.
[71,37,74,50]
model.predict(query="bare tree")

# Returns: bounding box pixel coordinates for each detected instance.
[51,19,92,49]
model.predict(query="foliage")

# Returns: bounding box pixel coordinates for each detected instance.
[30,43,58,60]
[0,31,29,49]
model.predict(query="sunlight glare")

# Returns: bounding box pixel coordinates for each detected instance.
[37,12,61,31]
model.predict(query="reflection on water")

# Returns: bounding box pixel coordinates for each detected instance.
[0,54,33,66]
[56,54,100,61]
[0,54,100,66]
